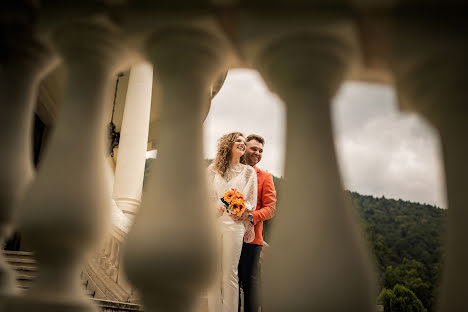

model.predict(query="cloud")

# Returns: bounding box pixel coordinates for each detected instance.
[333,82,447,208]
[204,71,446,208]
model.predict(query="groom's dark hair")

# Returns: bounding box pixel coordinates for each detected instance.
[246,134,265,145]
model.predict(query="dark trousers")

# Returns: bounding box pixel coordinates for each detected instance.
[238,242,262,312]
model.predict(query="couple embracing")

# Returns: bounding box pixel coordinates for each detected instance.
[207,132,277,312]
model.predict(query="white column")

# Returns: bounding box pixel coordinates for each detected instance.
[0,27,57,297]
[122,24,228,312]
[6,16,127,312]
[249,16,377,311]
[390,17,466,312]
[113,63,153,217]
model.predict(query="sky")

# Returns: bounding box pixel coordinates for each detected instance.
[203,69,447,208]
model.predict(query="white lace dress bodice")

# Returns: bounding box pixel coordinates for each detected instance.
[207,163,258,213]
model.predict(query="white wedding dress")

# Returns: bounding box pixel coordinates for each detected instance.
[207,163,258,312]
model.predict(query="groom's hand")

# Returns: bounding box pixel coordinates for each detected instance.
[237,211,249,221]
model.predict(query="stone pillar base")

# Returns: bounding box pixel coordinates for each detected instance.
[114,197,141,217]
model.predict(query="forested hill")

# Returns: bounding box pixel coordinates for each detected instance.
[347,191,445,271]
[345,191,446,311]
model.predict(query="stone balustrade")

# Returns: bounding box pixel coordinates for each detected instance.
[99,235,121,282]
[0,2,466,312]
[88,225,135,303]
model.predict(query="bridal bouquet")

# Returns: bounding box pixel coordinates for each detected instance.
[220,188,255,243]
[221,188,246,217]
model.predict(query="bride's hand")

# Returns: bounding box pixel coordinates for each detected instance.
[229,214,241,222]
[217,206,225,217]
[230,211,247,222]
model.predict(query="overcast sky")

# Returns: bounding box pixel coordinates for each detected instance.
[203,69,447,208]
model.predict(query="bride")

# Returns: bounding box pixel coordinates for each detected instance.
[207,132,257,312]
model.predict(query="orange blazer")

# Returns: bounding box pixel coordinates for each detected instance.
[250,166,277,246]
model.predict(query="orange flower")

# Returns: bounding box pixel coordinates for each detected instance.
[235,193,244,200]
[229,199,246,216]
[223,190,236,203]
[222,189,247,216]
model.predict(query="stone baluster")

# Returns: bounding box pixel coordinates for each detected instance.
[122,25,228,312]
[107,238,118,274]
[112,62,153,218]
[250,17,377,311]
[98,236,120,280]
[114,242,121,279]
[100,238,113,267]
[0,26,57,295]
[6,16,127,311]
[390,17,467,312]
[104,238,116,272]
[108,239,120,280]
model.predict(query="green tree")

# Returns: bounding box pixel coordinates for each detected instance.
[383,259,432,310]
[379,284,426,312]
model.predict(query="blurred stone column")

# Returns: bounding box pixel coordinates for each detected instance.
[6,16,127,312]
[122,23,229,312]
[113,62,153,217]
[390,16,467,312]
[249,15,377,311]
[0,25,57,297]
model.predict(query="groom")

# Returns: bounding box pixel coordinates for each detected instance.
[236,134,277,312]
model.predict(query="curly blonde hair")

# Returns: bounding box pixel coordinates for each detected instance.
[213,132,246,177]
